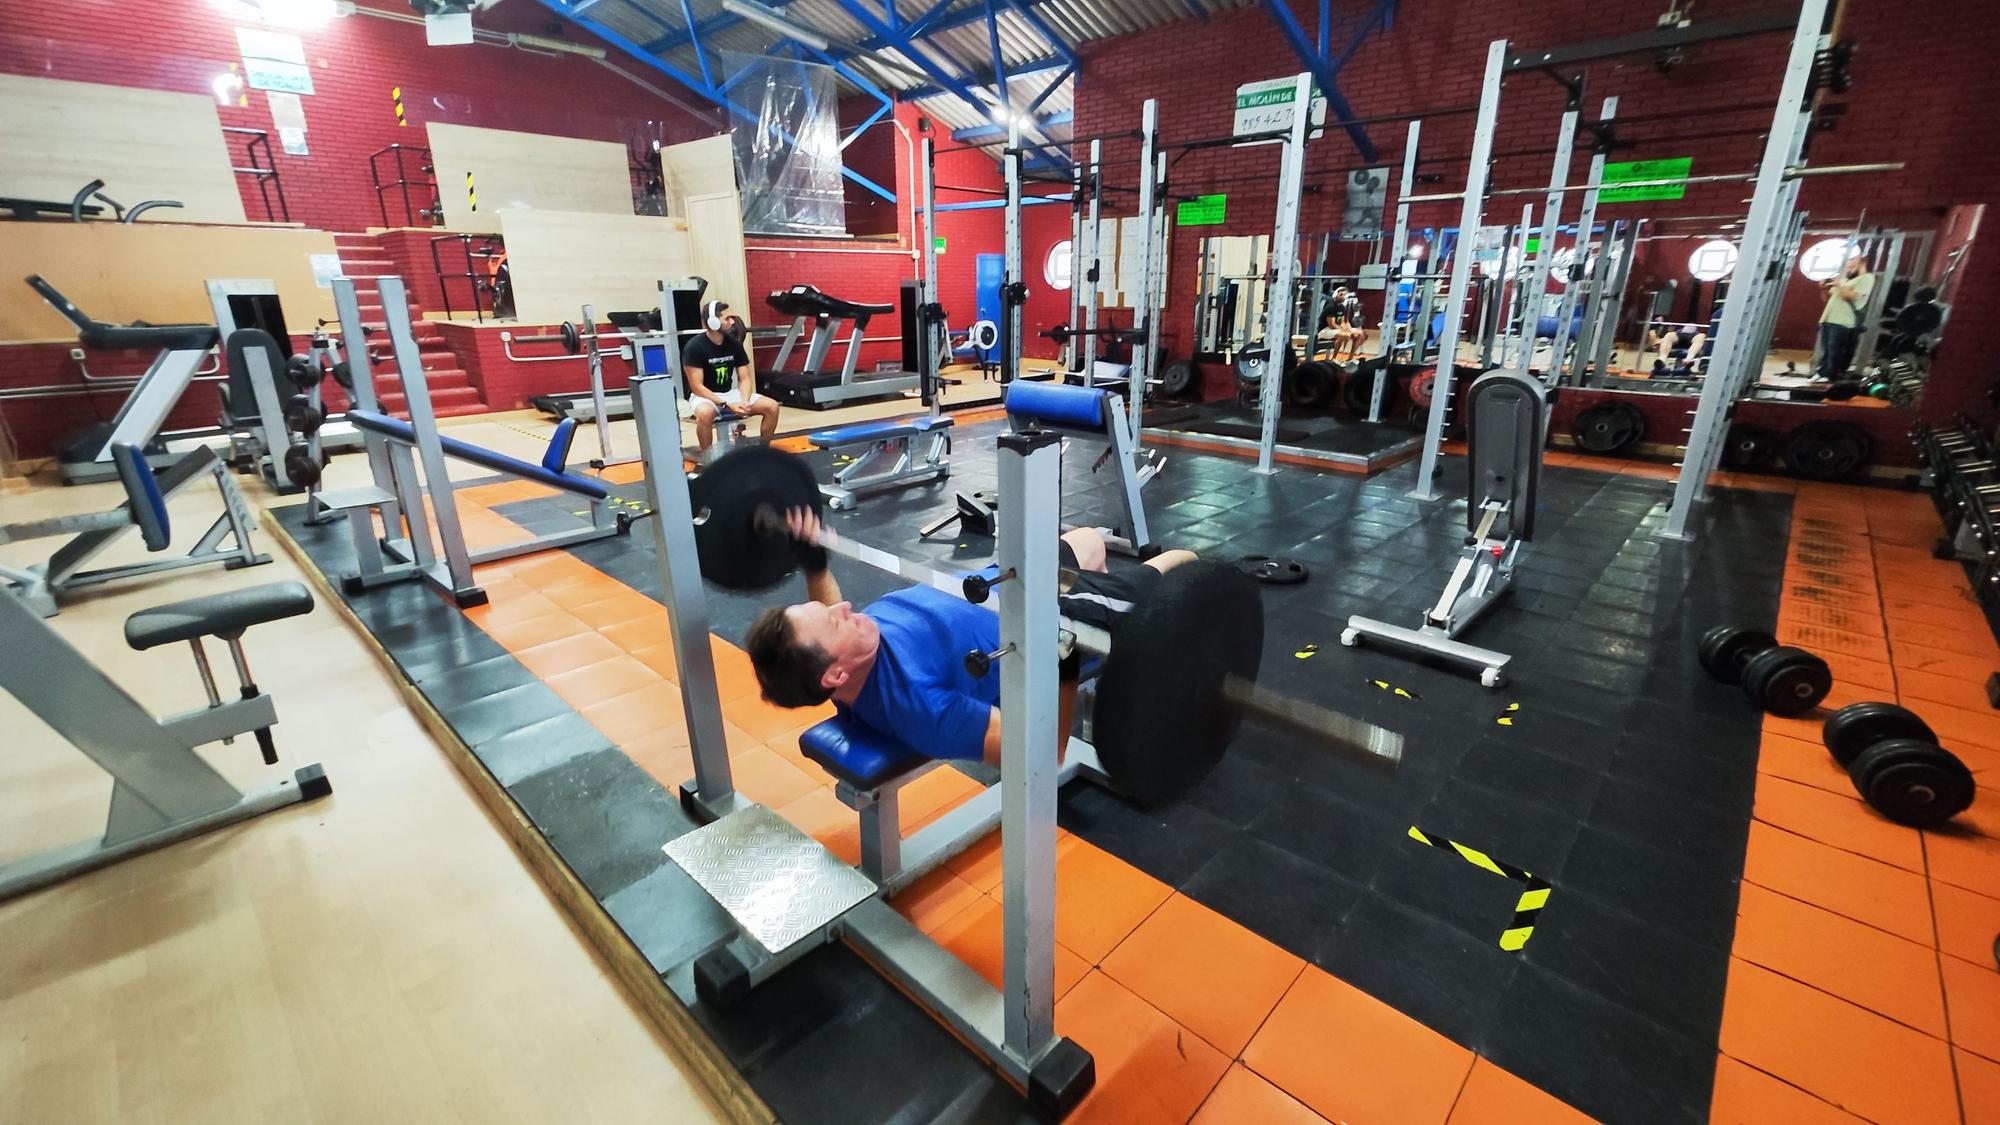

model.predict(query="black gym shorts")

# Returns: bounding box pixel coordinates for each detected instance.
[1056,540,1161,629]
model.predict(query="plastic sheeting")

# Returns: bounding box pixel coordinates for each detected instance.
[722,51,847,238]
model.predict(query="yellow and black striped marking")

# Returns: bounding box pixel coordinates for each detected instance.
[1366,678,1420,700]
[391,85,407,127]
[1294,643,1319,660]
[1494,701,1522,726]
[1406,826,1550,952]
[466,171,477,212]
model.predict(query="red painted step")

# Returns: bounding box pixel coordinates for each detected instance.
[377,386,485,417]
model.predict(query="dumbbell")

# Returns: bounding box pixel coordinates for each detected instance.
[1821,702,1975,827]
[1696,624,1832,717]
[284,353,322,391]
[282,443,330,488]
[283,393,325,437]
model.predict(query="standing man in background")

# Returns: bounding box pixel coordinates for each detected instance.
[680,299,781,455]
[1815,251,1875,381]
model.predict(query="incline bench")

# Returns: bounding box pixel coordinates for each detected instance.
[807,413,955,510]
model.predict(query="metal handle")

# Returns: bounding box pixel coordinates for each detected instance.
[964,643,1013,678]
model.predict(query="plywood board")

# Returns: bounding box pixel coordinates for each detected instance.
[428,123,632,233]
[0,75,246,224]
[660,135,736,218]
[0,223,337,343]
[685,192,749,323]
[498,211,691,325]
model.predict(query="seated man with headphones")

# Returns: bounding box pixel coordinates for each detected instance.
[679,299,782,454]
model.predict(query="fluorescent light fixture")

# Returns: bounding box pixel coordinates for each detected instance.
[720,0,829,51]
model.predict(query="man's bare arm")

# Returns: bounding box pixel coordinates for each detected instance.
[683,366,727,403]
[978,681,1077,766]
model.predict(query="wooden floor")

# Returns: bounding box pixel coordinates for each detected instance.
[0,471,726,1123]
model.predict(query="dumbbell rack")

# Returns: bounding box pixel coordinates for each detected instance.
[1915,416,2000,601]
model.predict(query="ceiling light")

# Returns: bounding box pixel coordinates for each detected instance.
[720,0,829,51]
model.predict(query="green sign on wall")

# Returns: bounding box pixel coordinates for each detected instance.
[934,236,946,252]
[1600,157,1693,202]
[1176,193,1228,226]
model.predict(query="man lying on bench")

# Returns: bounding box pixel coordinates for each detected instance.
[746,515,1197,766]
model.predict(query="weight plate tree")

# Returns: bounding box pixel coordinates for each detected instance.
[1783,419,1873,480]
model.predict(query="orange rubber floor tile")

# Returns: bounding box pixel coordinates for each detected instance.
[1049,841,1173,964]
[478,610,588,654]
[1900,668,1999,715]
[894,766,986,834]
[1055,970,1231,1125]
[1931,882,2000,970]
[1952,742,2000,793]
[1730,882,1947,1037]
[1752,776,1927,873]
[760,733,834,789]
[930,896,1090,1003]
[622,729,694,789]
[1242,966,1475,1125]
[511,630,627,680]
[723,745,820,809]
[463,588,562,628]
[1895,640,2000,683]
[887,867,984,934]
[945,831,1005,893]
[570,591,662,631]
[1445,1057,1595,1125]
[1757,732,1854,795]
[708,637,764,704]
[1781,602,1886,639]
[542,654,663,711]
[597,612,675,654]
[724,693,835,743]
[1888,620,2000,662]
[1958,1046,2000,1125]
[1709,1057,1866,1124]
[1099,893,1305,1056]
[1778,623,1890,665]
[1925,800,2000,901]
[1885,595,1992,631]
[1942,954,2000,1063]
[1191,1063,1330,1125]
[1813,649,1900,696]
[1903,700,2000,755]
[598,461,648,484]
[578,681,689,746]
[1717,958,1959,1125]
[538,572,628,612]
[1879,579,1984,613]
[775,786,861,866]
[1741,822,1935,946]
[628,642,681,682]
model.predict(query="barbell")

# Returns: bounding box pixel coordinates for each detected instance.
[686,446,1405,808]
[513,321,589,355]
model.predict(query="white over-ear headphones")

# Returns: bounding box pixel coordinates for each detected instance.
[704,300,726,332]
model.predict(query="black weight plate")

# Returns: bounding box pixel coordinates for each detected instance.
[1287,361,1339,409]
[1783,420,1873,481]
[560,321,582,355]
[1159,359,1197,397]
[330,360,355,392]
[282,443,322,488]
[1721,424,1778,471]
[1093,561,1263,809]
[1895,301,1943,336]
[1234,555,1309,585]
[1572,402,1646,455]
[1339,364,1375,414]
[1822,701,1937,766]
[687,446,822,592]
[283,353,318,390]
[1698,624,1776,685]
[1849,738,1974,827]
[1741,645,1832,717]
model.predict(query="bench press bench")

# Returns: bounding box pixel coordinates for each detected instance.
[808,413,955,510]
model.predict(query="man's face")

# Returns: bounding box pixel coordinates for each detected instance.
[1845,254,1866,278]
[785,600,879,690]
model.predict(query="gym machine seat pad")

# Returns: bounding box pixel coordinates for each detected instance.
[346,409,611,499]
[124,581,315,650]
[808,414,955,448]
[25,274,220,352]
[800,717,931,789]
[1005,382,1108,431]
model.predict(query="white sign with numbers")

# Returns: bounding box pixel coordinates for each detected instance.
[1232,77,1327,140]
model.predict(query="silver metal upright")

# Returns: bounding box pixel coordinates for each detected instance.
[921,138,945,376]
[1550,98,1616,383]
[1081,139,1103,364]
[1067,156,1085,373]
[1253,72,1313,477]
[1665,0,1829,540]
[330,279,404,534]
[1377,121,1422,364]
[382,275,475,590]
[1003,119,1025,384]
[582,303,614,463]
[1509,109,1579,378]
[1413,40,1509,500]
[1128,100,1159,437]
[996,429,1063,1061]
[1585,219,1641,379]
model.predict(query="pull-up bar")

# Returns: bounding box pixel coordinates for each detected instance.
[1398,161,1904,205]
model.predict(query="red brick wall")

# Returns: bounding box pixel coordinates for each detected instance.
[1076,0,1997,428]
[437,321,635,411]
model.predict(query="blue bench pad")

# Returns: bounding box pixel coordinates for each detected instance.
[801,718,932,789]
[347,409,609,499]
[808,414,954,449]
[1005,381,1106,431]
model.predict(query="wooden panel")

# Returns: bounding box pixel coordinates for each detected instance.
[0,75,246,225]
[661,135,736,218]
[498,211,691,325]
[0,223,337,343]
[427,123,633,234]
[685,192,750,324]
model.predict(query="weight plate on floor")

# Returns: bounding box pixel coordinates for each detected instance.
[1339,363,1375,414]
[1740,645,1832,717]
[1159,359,1197,397]
[1234,555,1309,585]
[1697,624,1776,685]
[1407,368,1437,409]
[1848,738,1974,827]
[1287,361,1339,409]
[1572,401,1646,455]
[1234,353,1268,387]
[1721,424,1778,471]
[1782,420,1873,481]
[1822,701,1937,767]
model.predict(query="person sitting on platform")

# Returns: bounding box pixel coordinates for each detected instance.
[680,300,781,455]
[745,517,1196,766]
[1316,287,1366,363]
[1648,321,1707,375]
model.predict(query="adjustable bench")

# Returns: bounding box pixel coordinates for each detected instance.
[0,569,327,901]
[808,414,954,510]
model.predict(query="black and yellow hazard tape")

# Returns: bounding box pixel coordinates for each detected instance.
[1406,826,1549,951]
[1295,643,1320,660]
[1367,678,1420,700]
[466,171,477,211]
[391,85,407,127]
[1495,701,1521,726]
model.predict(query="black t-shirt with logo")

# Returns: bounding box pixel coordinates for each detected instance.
[680,331,750,397]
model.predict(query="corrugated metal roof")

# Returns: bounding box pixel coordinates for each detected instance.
[580,0,1255,149]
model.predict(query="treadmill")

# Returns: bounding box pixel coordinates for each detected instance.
[761,284,920,408]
